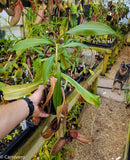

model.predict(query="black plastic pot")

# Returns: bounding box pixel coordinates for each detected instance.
[0,0,31,8]
[64,84,75,97]
[75,75,85,83]
[49,97,57,115]
[83,40,116,49]
[0,30,5,39]
[26,117,35,128]
[106,15,112,21]
[0,127,30,156]
[0,142,7,153]
[83,4,90,18]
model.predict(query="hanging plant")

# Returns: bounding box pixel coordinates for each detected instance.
[8,0,23,26]
[34,2,47,25]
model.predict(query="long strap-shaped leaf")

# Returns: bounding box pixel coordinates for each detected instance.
[2,56,55,100]
[0,82,9,90]
[11,38,54,51]
[2,67,43,100]
[67,21,116,36]
[42,55,55,84]
[59,42,89,49]
[61,73,100,107]
[53,63,62,110]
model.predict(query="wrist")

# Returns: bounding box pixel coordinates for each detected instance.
[23,98,34,118]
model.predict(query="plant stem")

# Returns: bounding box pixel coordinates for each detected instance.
[55,44,58,69]
[90,107,98,138]
[31,8,57,39]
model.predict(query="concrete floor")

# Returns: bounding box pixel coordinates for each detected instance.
[97,76,127,102]
[97,45,130,103]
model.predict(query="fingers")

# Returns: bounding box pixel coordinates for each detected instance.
[38,84,45,90]
[38,84,47,91]
[39,111,50,117]
[33,105,50,117]
[30,85,45,100]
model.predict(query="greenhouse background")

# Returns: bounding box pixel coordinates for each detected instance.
[0,0,130,159]
[0,0,130,39]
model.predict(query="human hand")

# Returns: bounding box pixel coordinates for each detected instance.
[29,85,50,118]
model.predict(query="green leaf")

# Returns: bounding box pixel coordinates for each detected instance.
[22,63,30,72]
[71,14,78,27]
[0,65,3,71]
[60,42,89,49]
[14,69,23,79]
[32,48,45,57]
[53,63,62,110]
[16,50,25,56]
[2,67,43,100]
[67,21,116,36]
[0,82,9,90]
[12,62,18,69]
[89,69,94,75]
[90,2,99,13]
[60,17,68,35]
[33,57,42,72]
[11,38,54,51]
[43,55,55,84]
[60,54,71,70]
[61,73,100,107]
[71,4,77,14]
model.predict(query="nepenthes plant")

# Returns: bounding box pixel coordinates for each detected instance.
[1,21,116,103]
[1,21,116,116]
[1,20,116,155]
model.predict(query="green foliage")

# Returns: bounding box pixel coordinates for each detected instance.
[11,38,54,51]
[1,21,116,107]
[60,42,89,48]
[0,82,9,90]
[32,47,45,57]
[124,83,130,105]
[0,38,16,56]
[32,135,72,160]
[53,63,62,109]
[12,129,19,138]
[67,21,116,36]
[2,66,43,100]
[32,57,42,72]
[4,135,13,141]
[61,73,100,107]
[32,136,64,160]
[42,55,55,84]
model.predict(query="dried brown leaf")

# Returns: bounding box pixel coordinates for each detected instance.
[42,77,57,110]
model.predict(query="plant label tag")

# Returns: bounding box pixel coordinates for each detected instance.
[20,120,27,130]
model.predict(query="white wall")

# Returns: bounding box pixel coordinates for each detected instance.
[0,10,24,39]
[102,0,130,24]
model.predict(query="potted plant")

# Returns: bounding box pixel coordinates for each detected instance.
[0,122,30,156]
